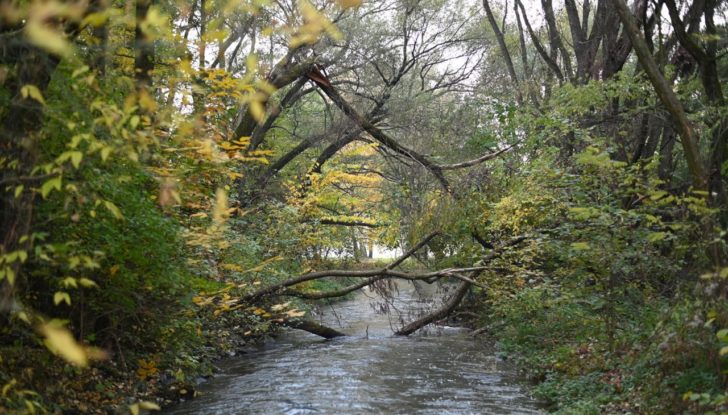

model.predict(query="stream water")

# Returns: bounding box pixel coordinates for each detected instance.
[164,282,542,414]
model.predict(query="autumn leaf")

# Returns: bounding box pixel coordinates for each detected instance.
[40,323,87,367]
[20,84,46,105]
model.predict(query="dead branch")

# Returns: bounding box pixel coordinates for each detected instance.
[283,319,347,339]
[438,143,518,170]
[239,231,440,303]
[317,219,381,228]
[395,279,475,336]
[305,67,452,193]
[282,275,387,300]
[394,235,529,336]
[306,68,516,189]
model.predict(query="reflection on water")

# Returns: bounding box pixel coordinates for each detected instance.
[164,282,541,415]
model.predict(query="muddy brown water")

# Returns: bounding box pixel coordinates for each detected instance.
[163,282,542,414]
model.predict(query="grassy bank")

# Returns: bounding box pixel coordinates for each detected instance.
[482,283,727,414]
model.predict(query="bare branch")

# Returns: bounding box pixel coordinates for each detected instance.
[239,231,440,302]
[439,143,517,170]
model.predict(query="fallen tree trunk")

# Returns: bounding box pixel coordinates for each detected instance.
[394,278,475,336]
[394,235,528,336]
[284,319,347,339]
[282,275,387,300]
[239,231,440,303]
[244,265,488,303]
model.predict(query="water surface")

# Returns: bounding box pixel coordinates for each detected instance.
[164,282,541,414]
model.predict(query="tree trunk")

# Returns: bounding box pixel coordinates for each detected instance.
[482,0,523,105]
[135,0,155,89]
[611,0,707,192]
[0,33,59,311]
[395,280,473,336]
[284,319,347,339]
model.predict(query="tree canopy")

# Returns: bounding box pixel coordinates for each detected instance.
[1,0,728,412]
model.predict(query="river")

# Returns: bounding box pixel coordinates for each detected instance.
[164,281,542,414]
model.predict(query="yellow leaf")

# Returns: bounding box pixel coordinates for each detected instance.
[54,291,71,306]
[5,267,15,285]
[285,309,306,318]
[129,115,140,129]
[78,278,98,288]
[58,151,83,168]
[25,22,73,58]
[40,323,88,367]
[20,84,46,105]
[62,277,78,288]
[271,302,291,312]
[82,12,108,28]
[138,401,160,411]
[104,201,124,220]
[212,188,229,224]
[336,0,362,8]
[15,311,30,324]
[71,66,90,78]
[570,242,590,251]
[71,151,82,168]
[138,89,157,112]
[249,101,265,123]
[100,146,112,161]
[40,176,62,198]
[240,256,284,274]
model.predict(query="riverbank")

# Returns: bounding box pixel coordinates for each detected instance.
[0,261,370,414]
[479,283,727,414]
[0,302,267,413]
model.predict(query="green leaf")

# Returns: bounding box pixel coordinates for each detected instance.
[5,251,18,263]
[40,177,62,199]
[71,65,90,78]
[68,257,80,269]
[129,115,140,129]
[568,207,600,221]
[647,232,668,243]
[100,147,112,161]
[58,151,83,169]
[571,242,590,251]
[649,190,667,200]
[71,152,83,168]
